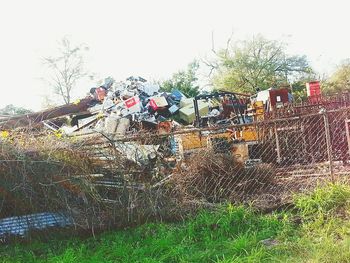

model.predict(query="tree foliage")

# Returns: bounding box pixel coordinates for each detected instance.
[323,59,350,94]
[209,35,313,94]
[43,37,88,104]
[160,61,200,97]
[0,104,32,116]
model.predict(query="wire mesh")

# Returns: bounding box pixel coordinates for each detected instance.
[2,107,350,239]
[102,107,350,209]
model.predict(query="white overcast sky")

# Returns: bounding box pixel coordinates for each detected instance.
[0,0,349,110]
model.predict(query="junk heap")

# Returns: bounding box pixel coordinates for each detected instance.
[57,76,249,137]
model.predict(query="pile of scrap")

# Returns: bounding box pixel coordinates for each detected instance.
[10,76,250,137]
[0,76,255,169]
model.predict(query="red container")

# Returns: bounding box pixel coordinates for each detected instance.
[269,88,289,108]
[306,81,321,103]
[124,96,140,108]
[149,99,158,110]
[95,87,107,101]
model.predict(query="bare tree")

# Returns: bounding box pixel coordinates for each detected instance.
[43,37,88,104]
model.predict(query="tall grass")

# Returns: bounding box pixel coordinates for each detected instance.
[1,182,350,262]
[294,182,350,218]
[0,205,286,262]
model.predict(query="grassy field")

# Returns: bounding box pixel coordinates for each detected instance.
[1,183,350,263]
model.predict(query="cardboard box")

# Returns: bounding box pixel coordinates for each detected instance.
[124,96,142,114]
[179,101,209,123]
[149,97,168,110]
[179,98,194,108]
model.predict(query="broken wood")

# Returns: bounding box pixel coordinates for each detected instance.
[0,98,94,130]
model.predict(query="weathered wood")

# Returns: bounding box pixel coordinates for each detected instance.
[0,98,94,130]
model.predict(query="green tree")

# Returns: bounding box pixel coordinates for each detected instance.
[323,59,350,94]
[209,35,313,94]
[160,61,200,97]
[0,104,32,116]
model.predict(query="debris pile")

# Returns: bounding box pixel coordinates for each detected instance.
[57,76,248,137]
[62,77,184,137]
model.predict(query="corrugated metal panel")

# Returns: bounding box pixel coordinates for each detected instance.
[0,212,73,237]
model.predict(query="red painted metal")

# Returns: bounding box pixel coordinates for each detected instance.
[306,81,322,103]
[269,88,289,108]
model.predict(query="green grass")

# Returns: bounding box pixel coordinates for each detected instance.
[1,183,350,263]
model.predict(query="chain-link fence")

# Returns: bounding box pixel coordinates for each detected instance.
[87,107,350,210]
[2,107,350,239]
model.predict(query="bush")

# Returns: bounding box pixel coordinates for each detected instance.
[171,149,276,203]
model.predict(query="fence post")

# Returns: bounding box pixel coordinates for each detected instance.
[274,123,281,163]
[323,111,334,181]
[345,119,350,157]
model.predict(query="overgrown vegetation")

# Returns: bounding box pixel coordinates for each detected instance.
[0,132,183,231]
[172,150,276,203]
[1,183,350,262]
[0,132,101,221]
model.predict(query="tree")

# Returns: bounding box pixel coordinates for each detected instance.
[207,35,313,94]
[0,104,32,115]
[323,59,350,94]
[160,61,200,97]
[43,37,88,104]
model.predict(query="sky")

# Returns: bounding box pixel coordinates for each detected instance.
[0,0,350,111]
